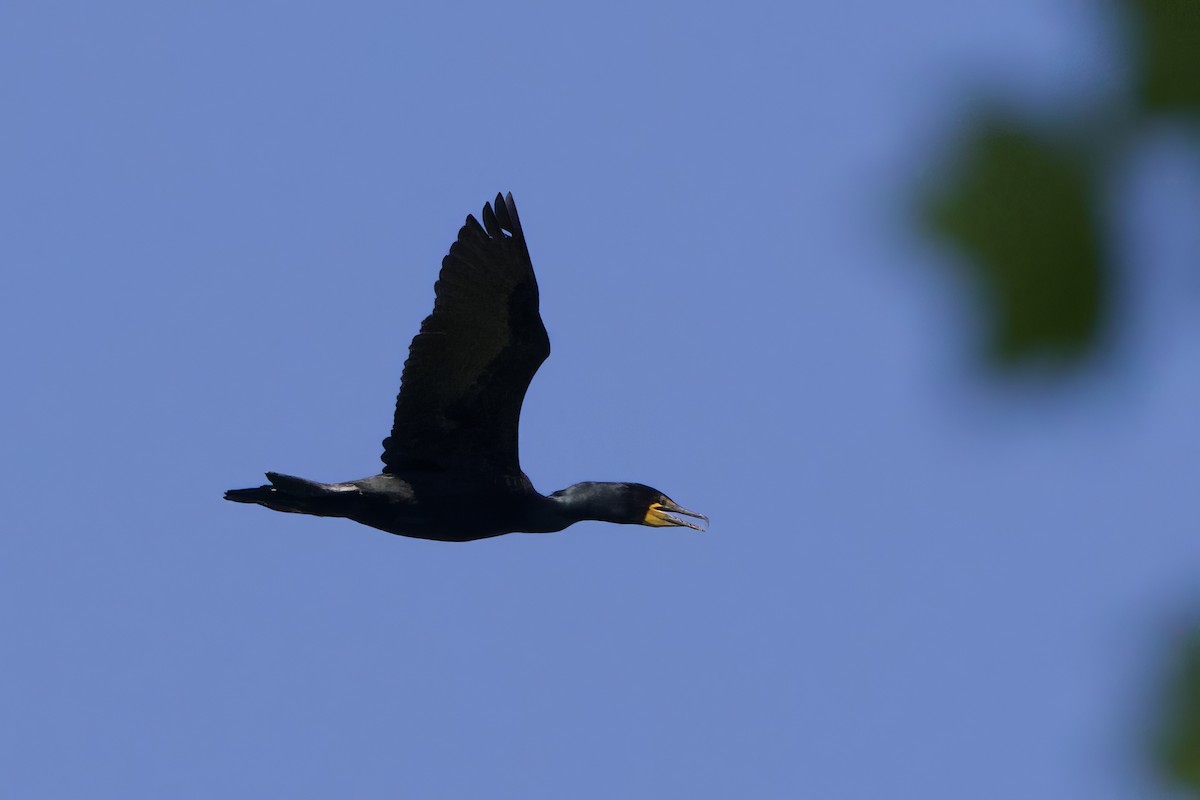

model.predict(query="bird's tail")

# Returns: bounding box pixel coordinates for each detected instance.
[224,472,354,518]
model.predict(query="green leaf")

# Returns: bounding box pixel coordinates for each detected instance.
[924,120,1108,366]
[1129,0,1200,116]
[1156,632,1200,790]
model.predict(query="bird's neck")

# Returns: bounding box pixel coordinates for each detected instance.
[540,482,625,529]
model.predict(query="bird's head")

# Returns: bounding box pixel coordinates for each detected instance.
[551,482,708,531]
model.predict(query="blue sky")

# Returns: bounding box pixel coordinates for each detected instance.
[3,1,1199,797]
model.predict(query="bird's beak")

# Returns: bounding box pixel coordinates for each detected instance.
[644,499,709,531]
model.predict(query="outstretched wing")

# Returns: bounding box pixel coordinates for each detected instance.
[381,193,550,475]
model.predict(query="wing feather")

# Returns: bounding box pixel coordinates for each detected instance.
[381,193,550,475]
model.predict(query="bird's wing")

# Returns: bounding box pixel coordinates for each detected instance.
[381,193,550,475]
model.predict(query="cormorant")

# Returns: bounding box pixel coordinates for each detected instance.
[225,193,707,542]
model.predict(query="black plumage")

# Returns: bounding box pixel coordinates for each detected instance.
[225,193,705,542]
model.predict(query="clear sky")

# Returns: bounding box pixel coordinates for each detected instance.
[3,1,1199,797]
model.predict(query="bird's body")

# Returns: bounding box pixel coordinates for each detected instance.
[226,194,705,541]
[235,471,558,542]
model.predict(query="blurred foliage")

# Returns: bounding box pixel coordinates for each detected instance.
[920,0,1199,371]
[1156,632,1200,791]
[1133,0,1200,115]
[924,122,1106,364]
[912,2,1200,793]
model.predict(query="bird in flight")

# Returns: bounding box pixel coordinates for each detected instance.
[226,193,706,542]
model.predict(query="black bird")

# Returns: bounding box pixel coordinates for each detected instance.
[226,193,706,542]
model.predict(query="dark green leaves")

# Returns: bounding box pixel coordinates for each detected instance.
[1156,632,1200,791]
[924,121,1107,365]
[1132,0,1200,116]
[918,1,1200,371]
